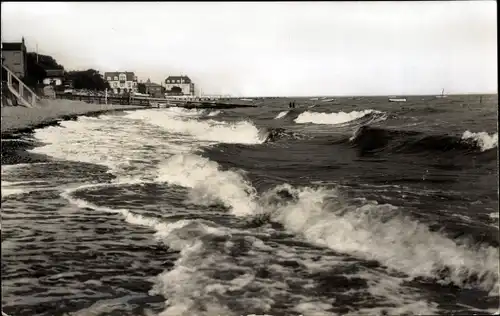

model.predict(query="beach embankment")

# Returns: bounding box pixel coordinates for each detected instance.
[1,99,144,136]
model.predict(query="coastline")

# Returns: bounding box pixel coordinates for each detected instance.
[1,99,146,166]
[1,100,145,138]
[1,99,145,137]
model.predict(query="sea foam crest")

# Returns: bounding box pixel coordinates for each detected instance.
[125,109,265,145]
[156,153,499,294]
[462,130,498,151]
[294,109,381,125]
[274,111,289,119]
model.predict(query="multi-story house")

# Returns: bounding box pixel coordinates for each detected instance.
[144,79,164,98]
[164,75,195,96]
[1,37,28,79]
[104,71,138,94]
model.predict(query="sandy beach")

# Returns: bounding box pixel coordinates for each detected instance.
[1,99,144,135]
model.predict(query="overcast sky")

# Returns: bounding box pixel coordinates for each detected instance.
[1,1,497,96]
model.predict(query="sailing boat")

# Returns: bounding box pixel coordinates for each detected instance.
[436,88,447,98]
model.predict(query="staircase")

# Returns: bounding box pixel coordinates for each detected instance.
[2,64,39,108]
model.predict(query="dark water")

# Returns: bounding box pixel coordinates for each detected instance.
[1,94,498,316]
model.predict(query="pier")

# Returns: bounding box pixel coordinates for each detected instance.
[54,93,257,109]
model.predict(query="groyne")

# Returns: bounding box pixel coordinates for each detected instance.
[54,93,258,109]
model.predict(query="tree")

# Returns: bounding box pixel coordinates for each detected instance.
[137,83,147,94]
[65,69,110,91]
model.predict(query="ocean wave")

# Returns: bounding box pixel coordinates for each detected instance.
[274,111,289,120]
[294,109,385,125]
[155,153,499,295]
[62,183,343,316]
[125,109,265,145]
[261,184,499,295]
[349,126,498,155]
[62,181,440,316]
[462,131,498,152]
[260,127,307,143]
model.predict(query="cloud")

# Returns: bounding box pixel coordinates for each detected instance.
[1,1,496,96]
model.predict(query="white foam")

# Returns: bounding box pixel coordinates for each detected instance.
[207,110,221,117]
[462,130,498,151]
[125,109,265,145]
[274,111,289,119]
[263,184,499,294]
[155,153,499,294]
[156,153,260,217]
[1,180,27,198]
[28,115,190,179]
[294,110,379,125]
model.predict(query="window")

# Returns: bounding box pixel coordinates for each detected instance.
[107,77,111,81]
[119,73,126,81]
[120,82,125,87]
[127,82,132,87]
[113,82,118,87]
[114,76,118,81]
[177,80,180,83]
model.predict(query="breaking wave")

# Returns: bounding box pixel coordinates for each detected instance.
[274,111,289,120]
[462,130,498,152]
[294,109,386,125]
[154,152,499,295]
[125,109,265,145]
[349,126,498,155]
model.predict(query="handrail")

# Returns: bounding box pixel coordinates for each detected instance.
[1,64,39,108]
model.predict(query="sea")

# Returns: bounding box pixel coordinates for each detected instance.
[1,94,499,316]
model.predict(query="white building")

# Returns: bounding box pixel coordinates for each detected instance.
[164,75,195,96]
[1,38,27,79]
[104,71,138,94]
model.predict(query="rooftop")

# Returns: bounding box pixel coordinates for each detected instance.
[1,42,27,52]
[104,72,137,81]
[165,75,192,84]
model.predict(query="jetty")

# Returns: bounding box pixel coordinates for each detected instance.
[54,93,258,109]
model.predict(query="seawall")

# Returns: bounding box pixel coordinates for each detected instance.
[1,99,144,136]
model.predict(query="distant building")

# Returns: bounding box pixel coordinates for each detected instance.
[1,37,28,79]
[144,78,164,98]
[164,75,195,96]
[104,71,138,94]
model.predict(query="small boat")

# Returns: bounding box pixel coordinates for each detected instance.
[389,98,407,102]
[436,88,447,98]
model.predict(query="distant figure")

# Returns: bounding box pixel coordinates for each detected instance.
[289,101,293,109]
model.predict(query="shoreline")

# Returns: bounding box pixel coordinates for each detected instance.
[1,101,144,166]
[1,99,145,137]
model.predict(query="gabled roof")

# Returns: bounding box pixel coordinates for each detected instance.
[1,42,26,52]
[104,71,136,81]
[165,76,191,84]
